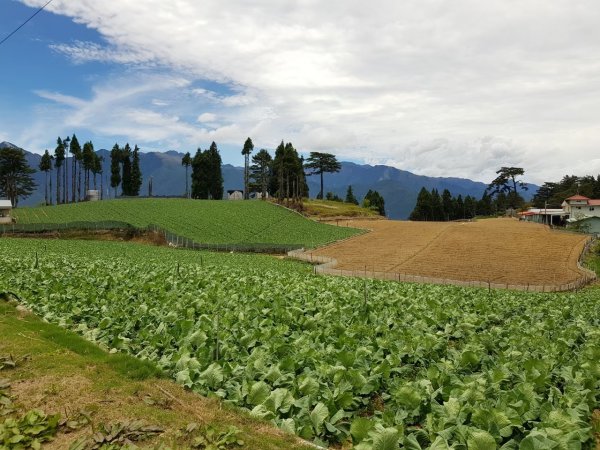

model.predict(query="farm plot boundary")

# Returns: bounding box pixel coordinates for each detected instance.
[301,219,597,289]
[0,221,303,254]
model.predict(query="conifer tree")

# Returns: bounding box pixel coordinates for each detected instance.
[181,152,192,198]
[69,135,81,202]
[304,152,341,200]
[241,137,253,199]
[110,144,122,198]
[39,149,53,205]
[249,149,272,200]
[345,185,358,205]
[121,144,132,196]
[130,145,142,196]
[53,137,65,204]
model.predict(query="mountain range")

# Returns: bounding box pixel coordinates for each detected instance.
[1,141,537,219]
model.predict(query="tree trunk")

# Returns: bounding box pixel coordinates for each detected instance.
[319,171,324,199]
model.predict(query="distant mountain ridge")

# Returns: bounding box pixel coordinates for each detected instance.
[1,142,537,219]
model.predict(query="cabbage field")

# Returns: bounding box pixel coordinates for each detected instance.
[12,199,360,248]
[1,238,599,449]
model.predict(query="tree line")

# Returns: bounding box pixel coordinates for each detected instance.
[110,143,142,197]
[325,186,386,216]
[409,167,529,221]
[533,175,600,208]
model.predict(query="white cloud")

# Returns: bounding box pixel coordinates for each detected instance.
[18,0,600,182]
[197,113,217,123]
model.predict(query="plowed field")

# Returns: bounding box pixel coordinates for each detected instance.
[310,218,590,286]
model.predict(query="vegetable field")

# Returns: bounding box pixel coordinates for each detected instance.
[1,238,599,449]
[11,199,359,248]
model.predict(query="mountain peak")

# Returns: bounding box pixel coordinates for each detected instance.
[0,141,22,150]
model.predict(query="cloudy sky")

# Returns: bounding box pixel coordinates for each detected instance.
[1,0,599,183]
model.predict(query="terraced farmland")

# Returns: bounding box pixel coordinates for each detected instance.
[309,218,592,288]
[11,199,360,248]
[2,238,600,449]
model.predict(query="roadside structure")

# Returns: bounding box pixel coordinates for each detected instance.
[0,200,13,224]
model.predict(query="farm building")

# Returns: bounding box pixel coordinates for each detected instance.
[0,200,13,224]
[227,189,244,200]
[566,216,600,234]
[561,195,600,220]
[518,208,566,226]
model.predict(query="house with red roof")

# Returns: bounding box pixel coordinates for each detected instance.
[562,195,600,233]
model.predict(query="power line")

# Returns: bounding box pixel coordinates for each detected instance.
[0,0,55,47]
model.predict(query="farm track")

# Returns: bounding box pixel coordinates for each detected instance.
[308,218,591,287]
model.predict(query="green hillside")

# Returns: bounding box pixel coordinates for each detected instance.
[12,199,360,248]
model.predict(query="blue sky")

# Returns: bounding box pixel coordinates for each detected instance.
[1,0,600,182]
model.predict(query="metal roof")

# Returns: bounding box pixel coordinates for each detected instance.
[0,200,12,209]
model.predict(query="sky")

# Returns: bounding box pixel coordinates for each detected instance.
[1,0,599,184]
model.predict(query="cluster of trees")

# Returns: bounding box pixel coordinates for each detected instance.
[190,142,224,199]
[51,135,105,205]
[0,146,36,207]
[323,186,386,216]
[533,175,600,208]
[409,188,484,221]
[110,143,142,197]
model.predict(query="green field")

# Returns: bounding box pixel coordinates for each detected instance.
[2,237,599,449]
[11,199,360,248]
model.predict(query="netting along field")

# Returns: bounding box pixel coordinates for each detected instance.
[308,218,592,287]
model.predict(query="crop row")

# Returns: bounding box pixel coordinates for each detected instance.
[1,238,599,449]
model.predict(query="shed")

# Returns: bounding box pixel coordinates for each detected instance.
[566,216,600,234]
[227,189,243,200]
[0,200,13,224]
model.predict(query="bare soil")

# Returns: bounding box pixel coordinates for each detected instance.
[311,218,590,286]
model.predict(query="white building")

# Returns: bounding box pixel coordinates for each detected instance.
[0,200,13,224]
[227,189,244,200]
[561,195,600,220]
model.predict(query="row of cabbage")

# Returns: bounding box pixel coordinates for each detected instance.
[1,238,599,449]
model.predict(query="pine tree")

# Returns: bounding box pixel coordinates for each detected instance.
[430,189,443,221]
[241,137,254,200]
[39,149,53,205]
[63,136,70,204]
[345,185,358,205]
[249,149,272,200]
[130,145,142,196]
[363,190,386,216]
[441,189,453,221]
[191,148,209,199]
[0,146,37,207]
[304,152,341,199]
[409,187,432,220]
[69,135,81,203]
[181,152,192,198]
[121,144,132,196]
[110,144,122,198]
[53,137,65,204]
[82,141,95,194]
[206,142,223,200]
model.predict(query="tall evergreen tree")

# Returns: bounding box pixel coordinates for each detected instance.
[206,142,223,200]
[271,141,307,202]
[345,185,358,205]
[241,137,254,199]
[249,149,272,200]
[69,134,81,203]
[487,166,528,209]
[0,146,37,207]
[121,144,132,196]
[409,187,432,221]
[63,136,70,204]
[82,141,95,193]
[53,137,65,204]
[181,152,192,198]
[39,149,53,206]
[304,152,342,199]
[430,189,443,221]
[455,195,465,219]
[91,154,103,191]
[110,144,122,198]
[191,148,209,199]
[441,189,453,221]
[130,145,142,196]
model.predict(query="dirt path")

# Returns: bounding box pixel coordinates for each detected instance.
[308,218,592,287]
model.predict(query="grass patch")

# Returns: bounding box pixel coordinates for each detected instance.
[0,301,309,450]
[303,199,380,218]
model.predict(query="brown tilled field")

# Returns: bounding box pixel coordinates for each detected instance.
[309,218,590,287]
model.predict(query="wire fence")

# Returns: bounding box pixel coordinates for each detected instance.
[0,221,303,254]
[289,236,598,292]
